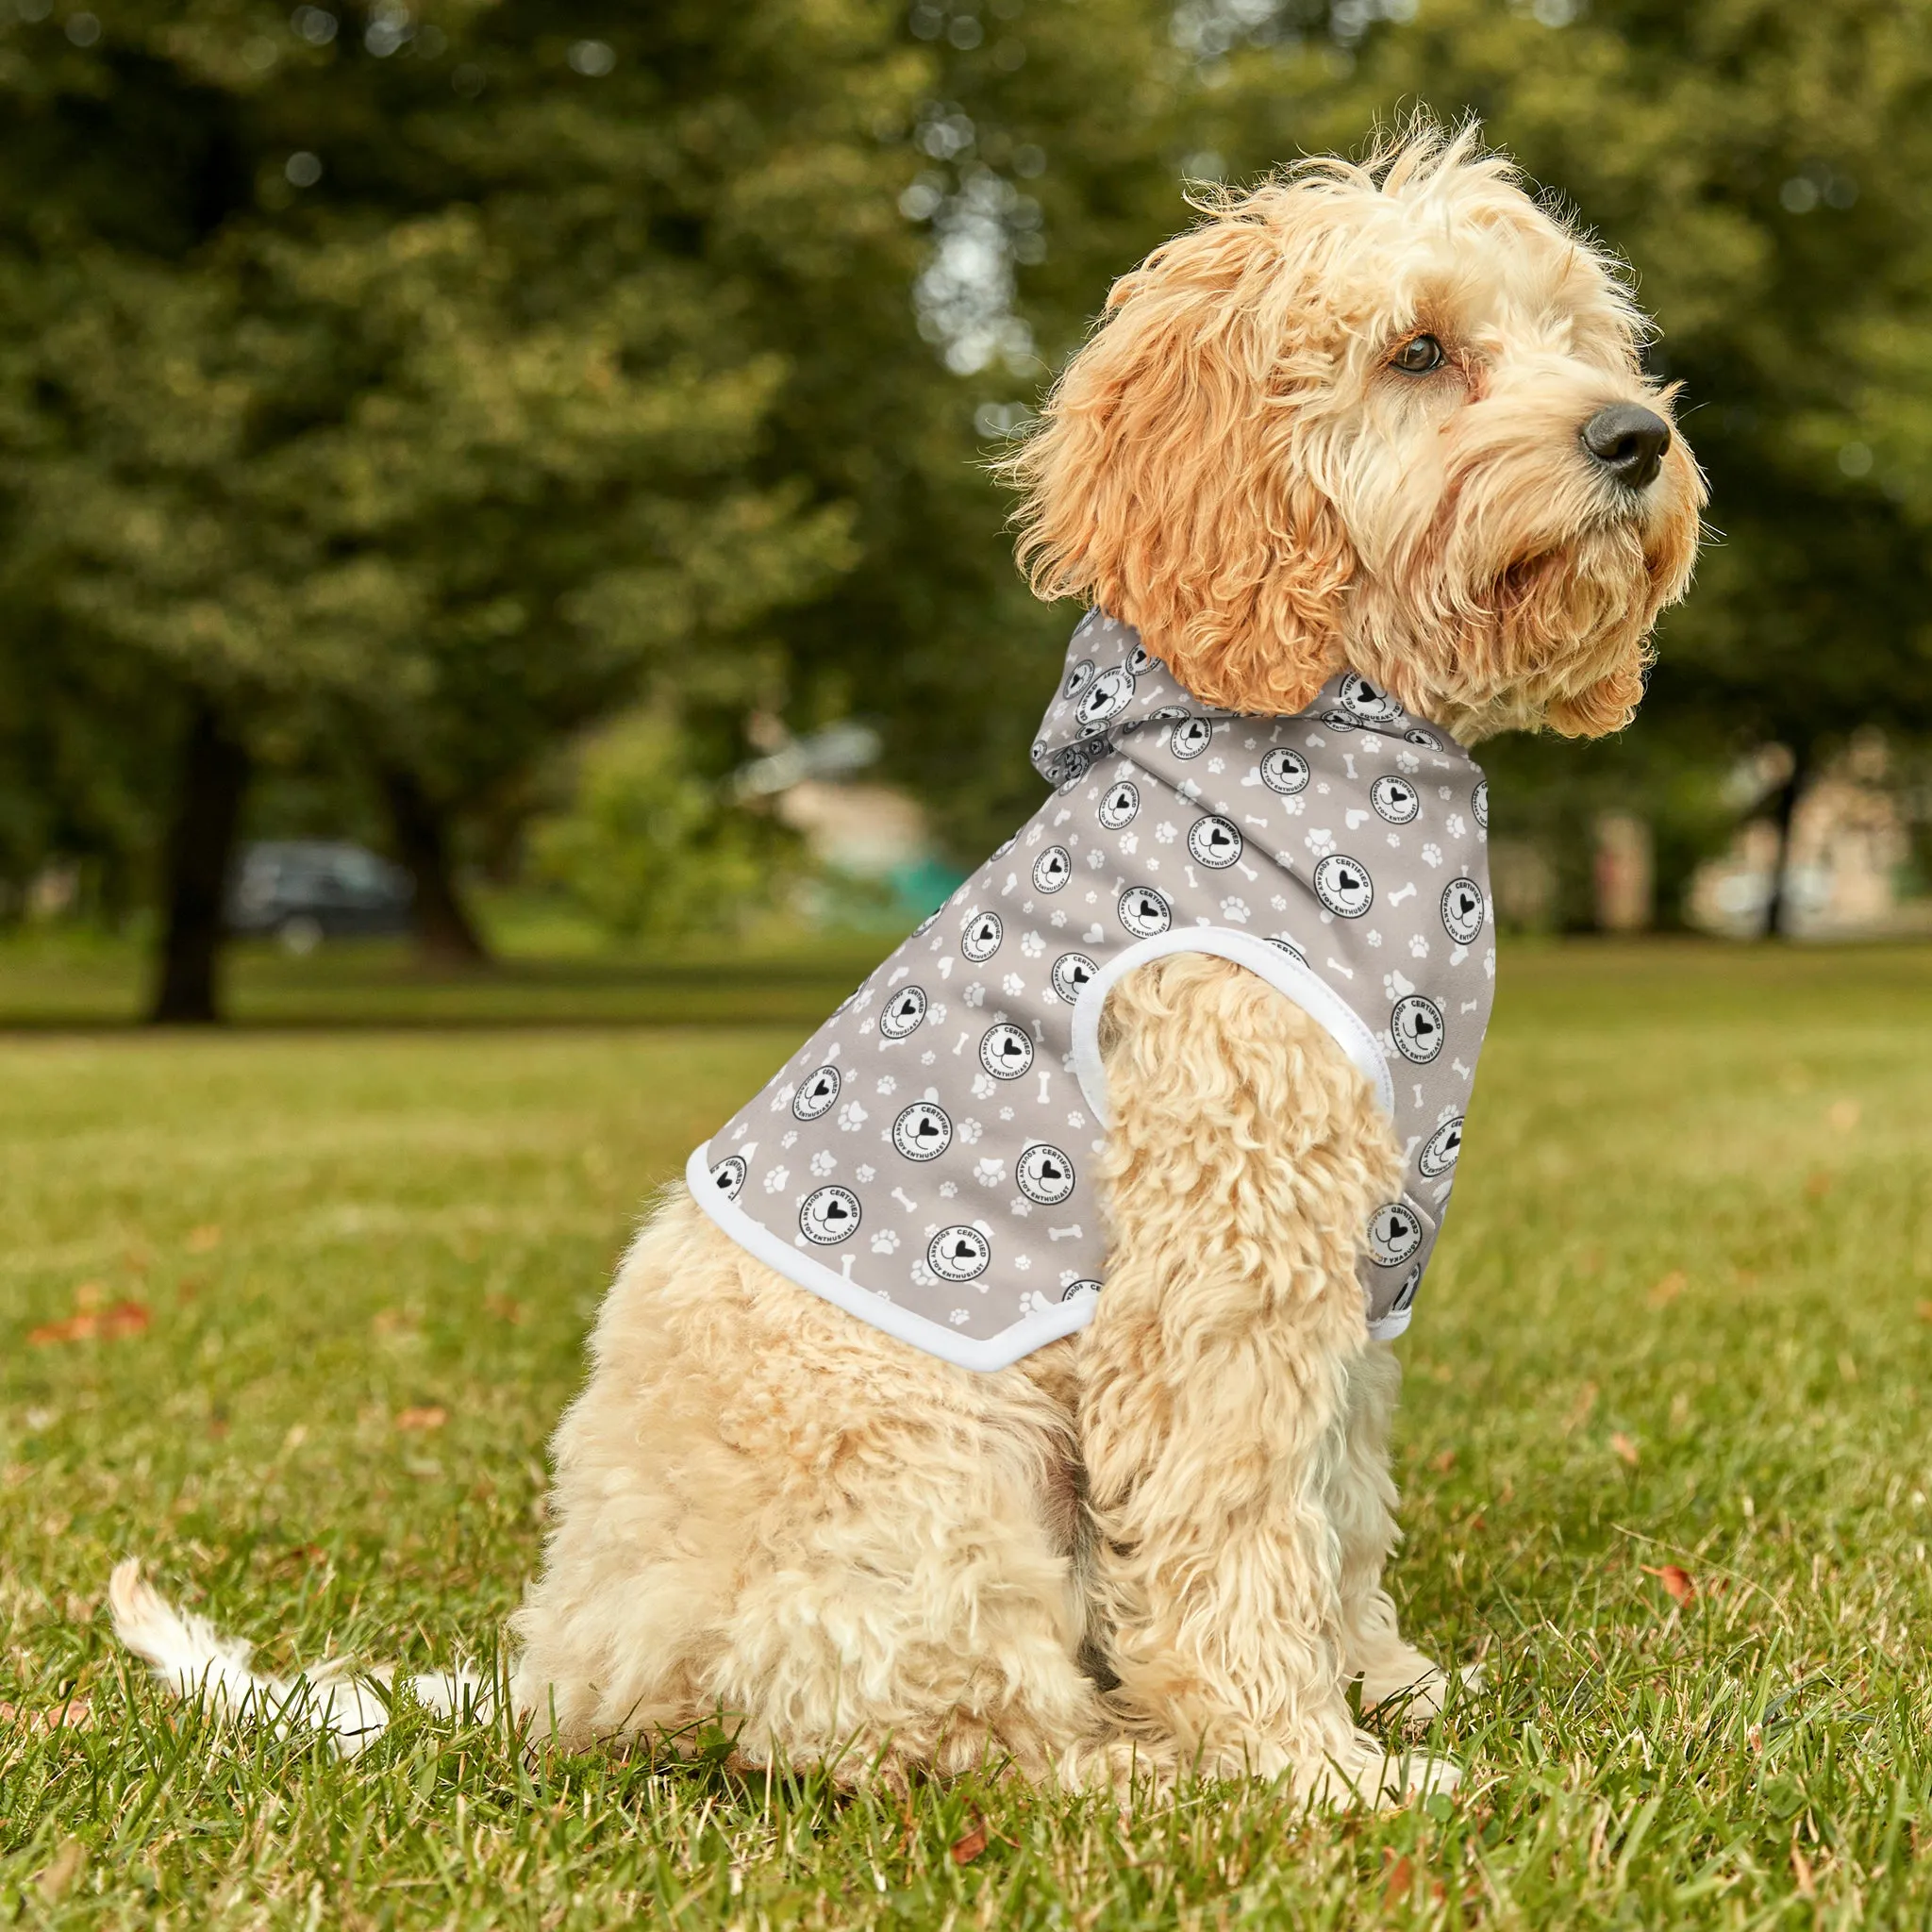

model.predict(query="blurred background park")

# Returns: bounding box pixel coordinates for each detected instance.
[5,0,1932,1024]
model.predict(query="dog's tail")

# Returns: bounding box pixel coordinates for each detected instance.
[108,1558,491,1757]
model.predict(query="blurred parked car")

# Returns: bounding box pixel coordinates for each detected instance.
[226,841,413,953]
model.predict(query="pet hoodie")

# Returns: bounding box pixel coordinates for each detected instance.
[688,609,1494,1373]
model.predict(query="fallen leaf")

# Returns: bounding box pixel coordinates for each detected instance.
[1383,1853,1414,1904]
[1465,1511,1485,1533]
[37,1838,87,1902]
[1642,1563,1695,1607]
[1804,1171,1833,1201]
[26,1302,148,1347]
[0,1696,93,1738]
[1611,1432,1640,1468]
[1431,1449,1457,1474]
[1648,1270,1687,1307]
[187,1224,222,1253]
[484,1294,525,1325]
[395,1406,447,1432]
[1920,1300,1932,1324]
[950,1816,989,1866]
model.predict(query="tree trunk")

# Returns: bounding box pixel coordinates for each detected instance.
[1761,745,1810,941]
[149,699,251,1024]
[380,764,491,967]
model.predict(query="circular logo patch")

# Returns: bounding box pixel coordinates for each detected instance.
[799,1186,861,1245]
[1370,774,1420,824]
[1418,1115,1464,1179]
[1032,845,1073,893]
[1187,815,1243,869]
[1266,933,1307,963]
[1060,1278,1103,1302]
[1050,952,1097,1004]
[1061,658,1096,702]
[1338,673,1405,725]
[1472,778,1489,830]
[1441,877,1485,944]
[1170,717,1214,759]
[1312,855,1374,918]
[979,1023,1034,1080]
[1391,1263,1423,1313]
[1366,1201,1424,1268]
[1015,1142,1076,1206]
[892,1100,953,1161]
[1318,709,1358,733]
[1099,780,1141,829]
[792,1065,841,1121]
[1404,726,1441,751]
[928,1225,991,1282]
[1391,994,1444,1064]
[1075,665,1136,727]
[1127,642,1157,675]
[879,985,928,1040]
[1259,747,1310,795]
[961,910,1003,962]
[1118,885,1172,938]
[708,1155,747,1201]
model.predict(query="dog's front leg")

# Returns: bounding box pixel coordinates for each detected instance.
[1077,954,1453,1804]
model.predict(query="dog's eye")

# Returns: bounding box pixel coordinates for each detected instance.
[1391,334,1445,375]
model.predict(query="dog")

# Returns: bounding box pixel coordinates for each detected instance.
[113,121,1702,1806]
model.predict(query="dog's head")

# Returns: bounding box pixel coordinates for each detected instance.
[1005,122,1705,741]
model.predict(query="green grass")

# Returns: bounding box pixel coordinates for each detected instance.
[4,941,1932,1927]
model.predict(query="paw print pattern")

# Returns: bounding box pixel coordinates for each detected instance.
[704,632,1491,1357]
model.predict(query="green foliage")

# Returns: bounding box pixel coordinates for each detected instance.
[8,945,1932,1922]
[529,710,805,941]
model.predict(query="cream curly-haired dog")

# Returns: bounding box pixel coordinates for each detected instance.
[112,125,1701,1803]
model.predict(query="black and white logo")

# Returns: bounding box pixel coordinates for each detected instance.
[1032,845,1073,893]
[1076,665,1136,727]
[1391,1263,1423,1313]
[1015,1142,1076,1206]
[928,1225,991,1282]
[1370,774,1420,824]
[1188,815,1243,868]
[1318,709,1358,732]
[1170,717,1214,759]
[1118,885,1172,938]
[1041,741,1098,788]
[1404,726,1441,751]
[1099,780,1141,829]
[792,1065,841,1121]
[1366,1201,1424,1268]
[1266,933,1308,963]
[1418,1115,1463,1179]
[1391,995,1444,1064]
[708,1155,747,1201]
[1061,658,1096,702]
[1127,642,1157,675]
[799,1186,861,1245]
[1441,877,1485,944]
[1050,953,1097,1004]
[1259,747,1310,794]
[892,1100,953,1161]
[1472,778,1489,830]
[879,985,928,1040]
[1312,855,1374,918]
[1060,1278,1103,1302]
[961,910,1003,962]
[979,1023,1035,1080]
[1338,673,1405,725]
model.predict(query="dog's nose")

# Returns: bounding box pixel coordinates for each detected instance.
[1581,404,1672,491]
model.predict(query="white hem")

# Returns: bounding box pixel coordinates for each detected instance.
[683,1144,1101,1374]
[1067,926,1396,1127]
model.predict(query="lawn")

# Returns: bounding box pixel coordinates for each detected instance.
[4,940,1932,1927]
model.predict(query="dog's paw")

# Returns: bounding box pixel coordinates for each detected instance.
[1359,1653,1481,1727]
[1296,1732,1460,1809]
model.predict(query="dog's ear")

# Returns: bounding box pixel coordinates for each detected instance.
[1003,203,1354,713]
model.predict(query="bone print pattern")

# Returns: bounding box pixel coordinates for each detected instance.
[689,611,1494,1373]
